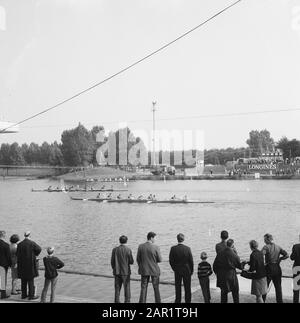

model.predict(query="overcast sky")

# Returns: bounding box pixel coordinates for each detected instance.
[0,0,300,150]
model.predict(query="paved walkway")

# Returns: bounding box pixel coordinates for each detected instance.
[0,272,294,303]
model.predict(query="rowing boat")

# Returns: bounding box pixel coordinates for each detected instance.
[70,197,214,204]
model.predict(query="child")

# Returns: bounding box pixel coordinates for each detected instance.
[40,247,64,303]
[198,252,213,303]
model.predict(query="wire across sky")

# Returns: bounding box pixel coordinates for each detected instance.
[0,0,243,133]
[21,106,300,129]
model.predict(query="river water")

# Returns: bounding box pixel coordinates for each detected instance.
[0,178,299,284]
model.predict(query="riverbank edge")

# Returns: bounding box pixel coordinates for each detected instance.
[53,174,300,182]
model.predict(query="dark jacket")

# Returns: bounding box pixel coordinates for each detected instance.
[43,256,64,279]
[215,241,227,255]
[249,249,266,280]
[169,244,194,276]
[291,243,300,267]
[216,241,237,255]
[16,238,42,280]
[111,244,134,276]
[213,247,242,293]
[137,241,162,276]
[0,239,11,269]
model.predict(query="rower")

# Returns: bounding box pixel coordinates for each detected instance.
[116,194,122,200]
[152,194,157,201]
[128,194,133,200]
[137,195,144,200]
[101,185,105,190]
[147,194,153,200]
[107,193,112,200]
[47,186,52,191]
[171,195,177,200]
[97,193,101,198]
[183,195,188,201]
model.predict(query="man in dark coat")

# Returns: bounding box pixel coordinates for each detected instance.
[0,231,12,299]
[215,230,229,255]
[111,235,134,303]
[169,233,194,303]
[216,230,237,255]
[291,234,300,303]
[137,232,162,303]
[17,231,41,300]
[213,239,242,303]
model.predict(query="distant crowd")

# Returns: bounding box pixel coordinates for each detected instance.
[1,230,300,303]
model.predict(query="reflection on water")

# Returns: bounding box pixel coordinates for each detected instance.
[0,179,299,282]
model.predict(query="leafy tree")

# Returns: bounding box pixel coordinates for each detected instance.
[27,143,41,164]
[49,142,64,166]
[0,144,11,164]
[9,142,25,165]
[61,123,94,166]
[40,142,51,164]
[246,129,274,156]
[276,137,300,159]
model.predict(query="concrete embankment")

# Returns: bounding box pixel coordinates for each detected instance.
[0,269,294,303]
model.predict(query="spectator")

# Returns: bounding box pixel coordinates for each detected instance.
[198,252,213,303]
[0,231,11,299]
[137,232,162,303]
[40,247,64,303]
[213,239,242,303]
[246,240,267,303]
[9,234,20,295]
[169,233,194,303]
[291,234,300,303]
[262,233,288,303]
[111,235,134,303]
[215,230,229,255]
[16,231,41,300]
[215,230,237,255]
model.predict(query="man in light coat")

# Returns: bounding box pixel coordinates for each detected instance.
[137,232,162,303]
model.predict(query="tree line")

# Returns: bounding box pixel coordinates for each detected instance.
[1,126,300,167]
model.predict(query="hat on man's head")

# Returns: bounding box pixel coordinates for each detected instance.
[24,231,31,237]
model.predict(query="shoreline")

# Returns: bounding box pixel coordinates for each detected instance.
[57,174,300,182]
[1,174,300,182]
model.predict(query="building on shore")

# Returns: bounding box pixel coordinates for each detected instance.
[228,149,300,176]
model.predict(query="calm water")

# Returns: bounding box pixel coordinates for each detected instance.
[0,178,299,282]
